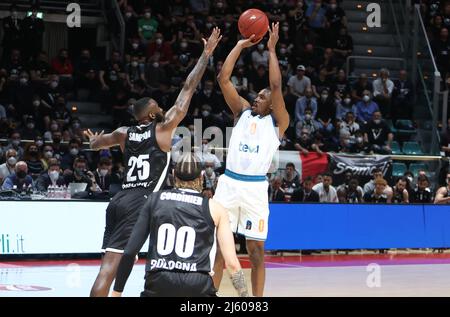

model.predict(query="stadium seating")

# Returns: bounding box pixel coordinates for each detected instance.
[402,142,424,155]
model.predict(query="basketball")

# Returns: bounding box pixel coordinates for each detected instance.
[238,8,269,42]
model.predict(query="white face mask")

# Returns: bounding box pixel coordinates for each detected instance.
[180,42,188,49]
[7,157,17,165]
[99,169,108,177]
[280,48,287,54]
[156,38,163,45]
[72,122,80,129]
[33,100,41,107]
[363,95,370,102]
[356,137,363,143]
[145,12,151,19]
[27,123,35,129]
[132,43,139,49]
[373,119,381,124]
[257,44,264,51]
[131,61,138,67]
[125,12,132,18]
[330,4,337,10]
[205,167,214,176]
[344,98,351,105]
[152,62,159,68]
[407,176,414,183]
[205,23,213,29]
[305,114,312,121]
[36,140,44,147]
[50,81,58,89]
[321,94,328,101]
[12,140,20,147]
[49,170,60,182]
[202,110,210,117]
[282,26,289,32]
[20,77,28,85]
[51,123,59,131]
[44,151,53,158]
[70,148,79,156]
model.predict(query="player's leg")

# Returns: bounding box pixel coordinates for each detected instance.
[212,175,239,291]
[90,251,123,296]
[245,239,265,297]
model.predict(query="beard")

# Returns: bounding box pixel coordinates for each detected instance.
[154,112,165,123]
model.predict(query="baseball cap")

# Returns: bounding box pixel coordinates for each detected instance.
[297,65,306,71]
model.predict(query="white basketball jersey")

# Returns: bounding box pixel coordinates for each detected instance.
[226,109,280,176]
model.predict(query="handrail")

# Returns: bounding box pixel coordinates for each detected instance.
[111,0,125,56]
[345,56,407,77]
[388,0,404,53]
[415,5,439,74]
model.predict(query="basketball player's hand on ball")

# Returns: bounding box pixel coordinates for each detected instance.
[267,22,279,52]
[237,34,261,48]
[203,27,222,57]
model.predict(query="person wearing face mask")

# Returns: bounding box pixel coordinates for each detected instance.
[2,5,22,60]
[23,143,44,179]
[355,90,379,124]
[295,87,318,124]
[363,111,393,154]
[231,67,249,98]
[138,7,158,45]
[325,0,347,46]
[145,58,167,90]
[305,0,327,41]
[60,138,83,170]
[431,27,450,79]
[333,27,353,68]
[19,116,40,140]
[251,42,269,70]
[339,111,359,139]
[294,128,314,155]
[316,88,335,133]
[5,132,24,159]
[147,33,173,66]
[124,6,139,40]
[126,56,146,87]
[94,157,112,193]
[0,149,18,183]
[335,93,357,121]
[435,171,450,204]
[348,130,370,154]
[1,161,34,192]
[36,160,66,192]
[202,161,218,190]
[296,108,320,138]
[372,68,394,118]
[126,38,146,63]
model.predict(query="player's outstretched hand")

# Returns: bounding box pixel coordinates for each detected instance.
[84,129,104,144]
[203,27,222,57]
[237,34,261,49]
[267,22,279,52]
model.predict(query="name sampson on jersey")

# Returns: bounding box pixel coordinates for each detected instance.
[129,130,152,142]
[160,192,203,205]
[150,258,198,272]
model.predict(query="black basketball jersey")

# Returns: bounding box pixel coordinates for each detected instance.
[145,189,216,274]
[122,122,169,190]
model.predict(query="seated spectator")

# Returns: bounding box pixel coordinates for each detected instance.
[281,162,301,199]
[332,27,353,68]
[146,57,168,89]
[51,49,74,79]
[306,0,327,38]
[19,115,41,140]
[125,55,146,88]
[356,90,379,124]
[23,143,44,179]
[1,161,34,192]
[372,68,394,118]
[392,177,410,203]
[251,42,269,69]
[412,175,433,204]
[295,87,317,123]
[294,128,314,154]
[392,69,413,119]
[335,92,357,121]
[312,173,338,203]
[363,177,390,203]
[231,67,249,99]
[36,159,66,192]
[291,176,320,202]
[332,69,351,97]
[363,168,383,194]
[296,108,320,138]
[63,157,99,195]
[279,133,295,151]
[288,65,311,99]
[249,65,269,100]
[434,171,450,204]
[146,33,174,66]
[363,111,393,154]
[431,27,449,79]
[316,88,335,133]
[317,48,338,78]
[123,5,139,40]
[339,111,360,140]
[0,149,17,183]
[312,67,333,98]
[338,130,352,153]
[202,159,218,190]
[351,73,372,103]
[348,130,370,154]
[28,51,52,84]
[269,176,285,202]
[4,131,24,159]
[94,157,112,193]
[138,7,159,45]
[61,138,85,170]
[125,38,146,63]
[337,176,363,203]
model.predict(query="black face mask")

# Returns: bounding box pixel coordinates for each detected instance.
[16,170,27,179]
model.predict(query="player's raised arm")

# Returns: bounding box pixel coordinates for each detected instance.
[210,199,249,297]
[84,127,128,152]
[267,22,289,137]
[159,28,222,137]
[217,36,260,118]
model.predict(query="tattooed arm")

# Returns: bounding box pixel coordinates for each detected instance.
[210,199,249,297]
[156,28,222,151]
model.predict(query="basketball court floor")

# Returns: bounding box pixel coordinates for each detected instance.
[1,253,450,297]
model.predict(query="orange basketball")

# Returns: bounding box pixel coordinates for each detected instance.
[238,8,269,42]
